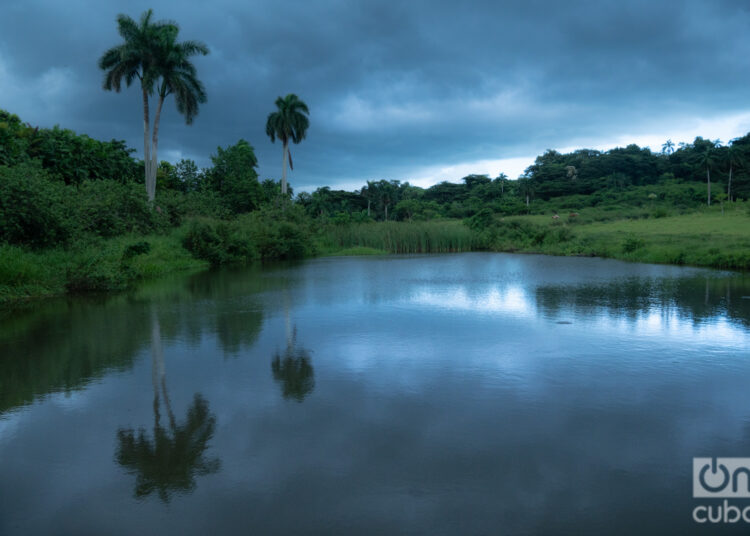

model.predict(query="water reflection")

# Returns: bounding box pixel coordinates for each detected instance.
[0,267,279,416]
[271,290,314,402]
[533,275,750,331]
[2,254,750,534]
[114,309,220,502]
[271,328,315,402]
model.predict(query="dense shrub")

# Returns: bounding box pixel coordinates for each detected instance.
[182,220,257,265]
[121,241,151,261]
[239,208,314,259]
[73,180,165,237]
[622,235,646,253]
[0,163,71,247]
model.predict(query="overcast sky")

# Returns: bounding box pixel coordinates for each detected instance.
[2,0,750,192]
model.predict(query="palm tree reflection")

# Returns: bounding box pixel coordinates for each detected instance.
[271,293,314,402]
[115,308,220,502]
[271,327,314,402]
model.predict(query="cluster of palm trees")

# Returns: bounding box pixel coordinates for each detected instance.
[662,138,743,206]
[98,9,309,203]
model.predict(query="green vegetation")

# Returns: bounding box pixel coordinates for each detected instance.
[2,9,749,305]
[266,94,310,195]
[98,9,208,202]
[3,101,750,305]
[319,220,477,254]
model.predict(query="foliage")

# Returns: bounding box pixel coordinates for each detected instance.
[182,219,256,266]
[75,180,166,237]
[265,93,310,194]
[206,139,262,215]
[98,9,208,201]
[320,220,477,254]
[0,163,71,247]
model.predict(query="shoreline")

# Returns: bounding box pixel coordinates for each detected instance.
[2,217,747,307]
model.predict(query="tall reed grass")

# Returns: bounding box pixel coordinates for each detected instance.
[320,221,478,254]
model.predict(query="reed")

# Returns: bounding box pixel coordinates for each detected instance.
[320,220,478,254]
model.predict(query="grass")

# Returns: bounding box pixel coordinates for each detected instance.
[326,246,388,256]
[497,203,750,270]
[318,220,478,254]
[0,230,207,304]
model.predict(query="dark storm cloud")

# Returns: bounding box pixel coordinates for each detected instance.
[2,0,750,189]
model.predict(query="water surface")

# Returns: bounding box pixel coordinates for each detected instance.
[1,253,749,535]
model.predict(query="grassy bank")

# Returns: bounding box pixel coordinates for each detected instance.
[0,231,208,303]
[3,204,749,305]
[496,204,750,269]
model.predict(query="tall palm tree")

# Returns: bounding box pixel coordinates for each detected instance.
[661,139,675,155]
[517,177,534,208]
[725,143,743,202]
[496,172,508,194]
[148,30,208,201]
[98,10,208,202]
[700,144,718,206]
[265,94,310,195]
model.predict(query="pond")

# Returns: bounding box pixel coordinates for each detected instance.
[1,253,749,534]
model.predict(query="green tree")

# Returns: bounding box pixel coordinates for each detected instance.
[661,139,675,155]
[699,142,719,206]
[265,94,310,196]
[361,181,376,217]
[517,177,534,208]
[495,172,509,195]
[207,139,262,214]
[724,143,743,202]
[98,9,208,202]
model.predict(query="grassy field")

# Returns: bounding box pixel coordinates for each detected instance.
[501,203,750,269]
[2,204,748,305]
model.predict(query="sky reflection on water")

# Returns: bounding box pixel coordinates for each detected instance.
[0,253,749,535]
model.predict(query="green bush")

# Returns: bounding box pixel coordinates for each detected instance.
[121,241,151,261]
[182,219,256,265]
[0,163,71,247]
[73,180,163,238]
[622,235,646,253]
[241,210,314,259]
[64,244,126,292]
[466,208,494,231]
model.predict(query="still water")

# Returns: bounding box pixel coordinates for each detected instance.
[1,253,749,535]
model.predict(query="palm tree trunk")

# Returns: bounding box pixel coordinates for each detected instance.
[707,167,711,206]
[367,199,371,217]
[142,87,152,202]
[149,94,165,203]
[728,163,733,202]
[281,141,288,195]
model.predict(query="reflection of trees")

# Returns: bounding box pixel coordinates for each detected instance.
[116,394,220,502]
[271,290,314,402]
[115,310,220,502]
[534,275,750,327]
[0,266,275,415]
[272,328,314,402]
[0,297,152,415]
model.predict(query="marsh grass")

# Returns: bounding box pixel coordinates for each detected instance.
[319,221,478,254]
